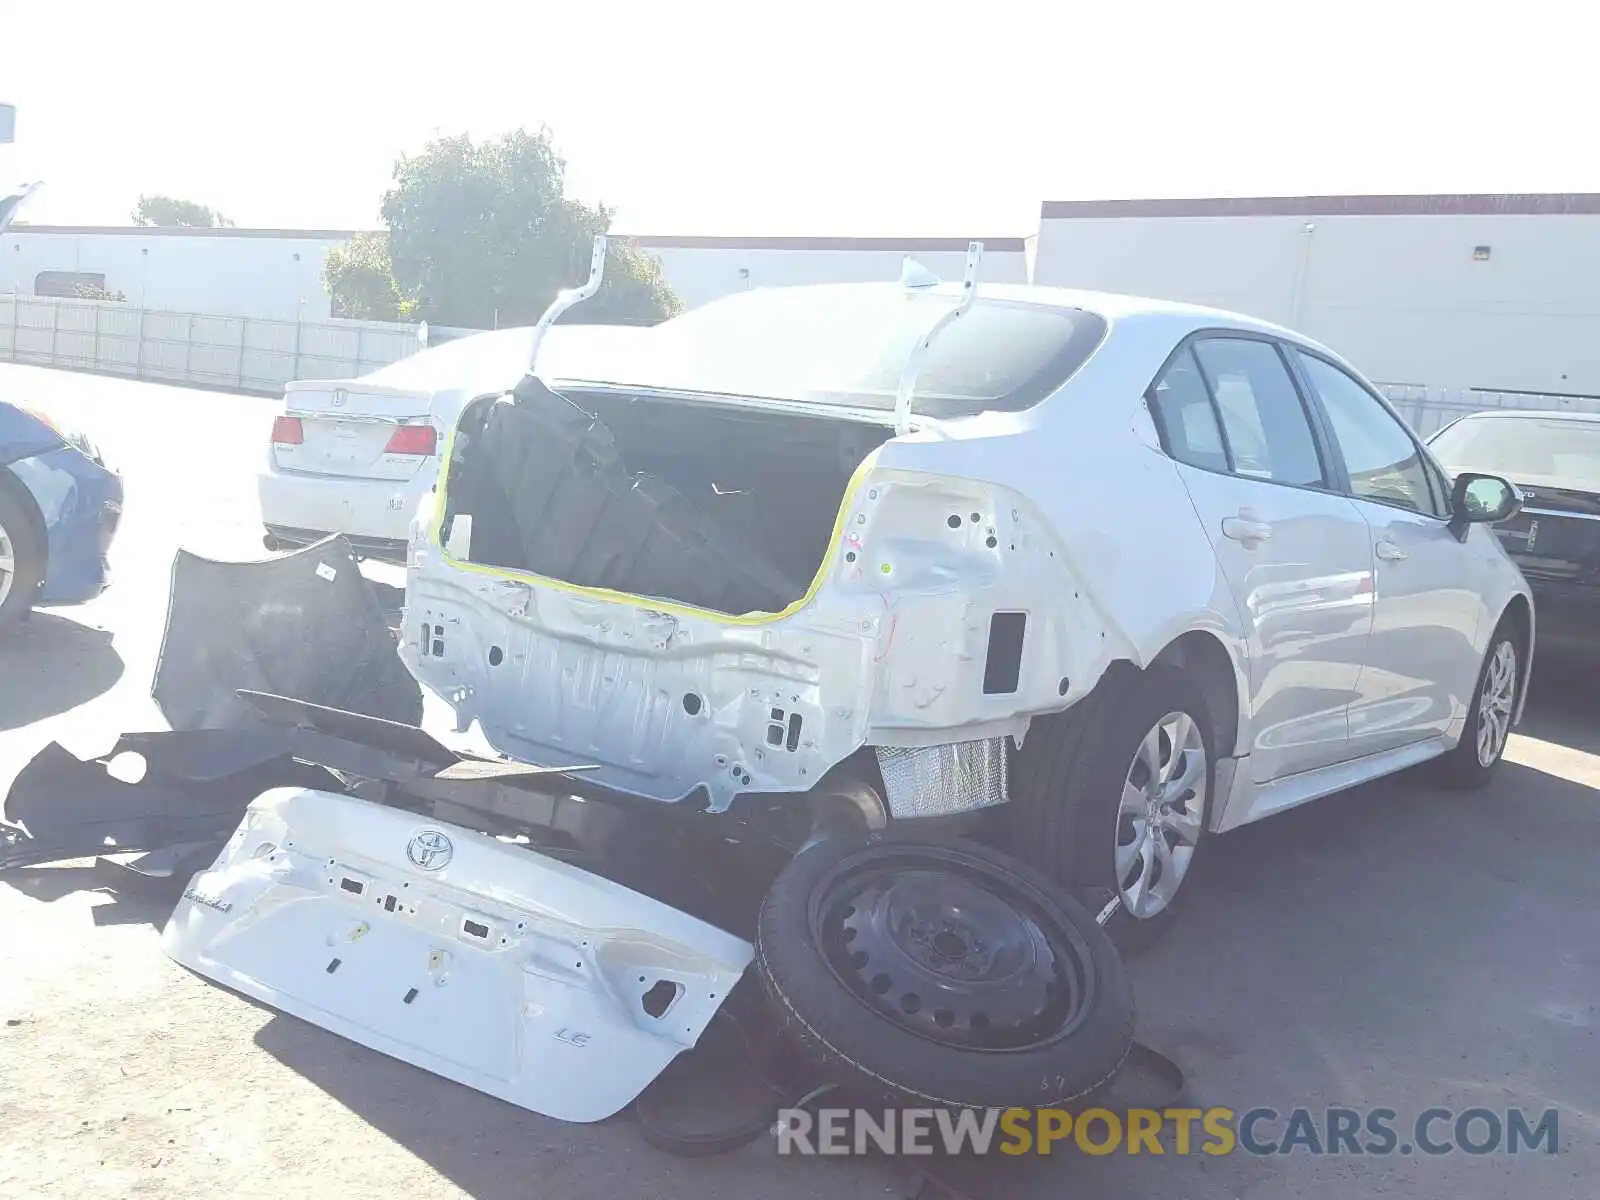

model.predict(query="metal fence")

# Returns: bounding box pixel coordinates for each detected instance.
[1381,384,1600,437]
[7,292,1600,430]
[0,294,442,393]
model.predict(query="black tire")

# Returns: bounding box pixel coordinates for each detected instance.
[0,483,45,635]
[754,832,1133,1111]
[1008,665,1215,956]
[633,981,788,1157]
[1432,620,1523,791]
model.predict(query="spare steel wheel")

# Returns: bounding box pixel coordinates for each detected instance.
[754,832,1134,1111]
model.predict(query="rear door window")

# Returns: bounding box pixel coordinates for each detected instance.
[1146,348,1229,473]
[1192,338,1327,488]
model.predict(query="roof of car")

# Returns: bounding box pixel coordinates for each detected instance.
[680,280,1358,384]
[999,282,1304,331]
[1445,408,1600,423]
[767,279,1307,335]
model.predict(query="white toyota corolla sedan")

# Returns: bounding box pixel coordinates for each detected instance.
[258,324,636,558]
[399,279,1533,949]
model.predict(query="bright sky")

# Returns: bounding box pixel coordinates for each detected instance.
[2,1,1591,235]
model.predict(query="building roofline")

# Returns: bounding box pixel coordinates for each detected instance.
[619,234,1028,252]
[5,226,1031,252]
[1040,194,1600,219]
[5,224,375,239]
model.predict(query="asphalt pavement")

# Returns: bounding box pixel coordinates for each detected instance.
[1,363,1595,1200]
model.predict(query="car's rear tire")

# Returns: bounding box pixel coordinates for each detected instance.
[754,832,1134,1110]
[1433,622,1522,791]
[0,484,45,635]
[1008,666,1214,955]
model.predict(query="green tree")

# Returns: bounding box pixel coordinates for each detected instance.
[380,129,679,329]
[131,195,234,228]
[323,232,411,320]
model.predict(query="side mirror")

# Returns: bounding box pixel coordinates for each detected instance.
[1448,472,1522,541]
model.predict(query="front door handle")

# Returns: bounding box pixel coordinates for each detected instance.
[1221,515,1273,546]
[1375,539,1408,562]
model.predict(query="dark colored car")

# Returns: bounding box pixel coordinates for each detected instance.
[1430,409,1600,650]
[0,400,124,632]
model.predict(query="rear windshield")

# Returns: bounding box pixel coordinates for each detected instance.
[1430,415,1600,489]
[565,286,1108,418]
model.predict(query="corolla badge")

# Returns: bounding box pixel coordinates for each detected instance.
[406,829,454,870]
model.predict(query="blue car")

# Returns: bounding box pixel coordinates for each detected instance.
[0,401,123,632]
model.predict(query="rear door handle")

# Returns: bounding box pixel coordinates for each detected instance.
[1375,539,1408,562]
[1221,516,1273,546]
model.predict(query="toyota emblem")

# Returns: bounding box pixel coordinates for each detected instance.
[406,829,453,870]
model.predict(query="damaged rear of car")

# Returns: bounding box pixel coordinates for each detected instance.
[404,273,1116,819]
[380,254,1159,1114]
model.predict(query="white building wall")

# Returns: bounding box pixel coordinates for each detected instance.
[1033,196,1600,395]
[629,237,1030,309]
[0,226,347,320]
[1,229,1030,325]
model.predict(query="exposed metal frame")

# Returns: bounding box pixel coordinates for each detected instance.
[893,241,983,434]
[526,235,608,377]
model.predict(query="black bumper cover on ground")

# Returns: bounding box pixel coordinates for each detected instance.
[153,537,422,731]
[2,537,424,869]
[0,728,325,870]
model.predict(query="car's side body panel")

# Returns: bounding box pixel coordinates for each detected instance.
[1346,504,1494,752]
[0,401,123,605]
[1171,461,1376,782]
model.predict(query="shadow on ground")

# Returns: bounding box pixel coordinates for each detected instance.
[920,703,1600,1199]
[0,612,125,730]
[252,1013,892,1200]
[1523,655,1600,756]
[1,859,184,928]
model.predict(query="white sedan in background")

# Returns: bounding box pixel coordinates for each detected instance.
[259,324,634,558]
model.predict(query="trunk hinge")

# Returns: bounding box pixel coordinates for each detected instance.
[526,234,608,378]
[892,240,984,435]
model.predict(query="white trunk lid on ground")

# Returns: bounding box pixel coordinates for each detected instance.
[164,788,752,1122]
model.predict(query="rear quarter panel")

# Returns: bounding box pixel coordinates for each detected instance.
[874,308,1257,755]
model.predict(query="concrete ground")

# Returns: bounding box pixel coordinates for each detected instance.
[1,364,1596,1199]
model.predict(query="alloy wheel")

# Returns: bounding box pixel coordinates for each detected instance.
[1476,640,1518,768]
[1114,710,1207,919]
[0,520,15,609]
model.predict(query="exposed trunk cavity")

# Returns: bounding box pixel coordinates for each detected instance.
[441,377,893,615]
